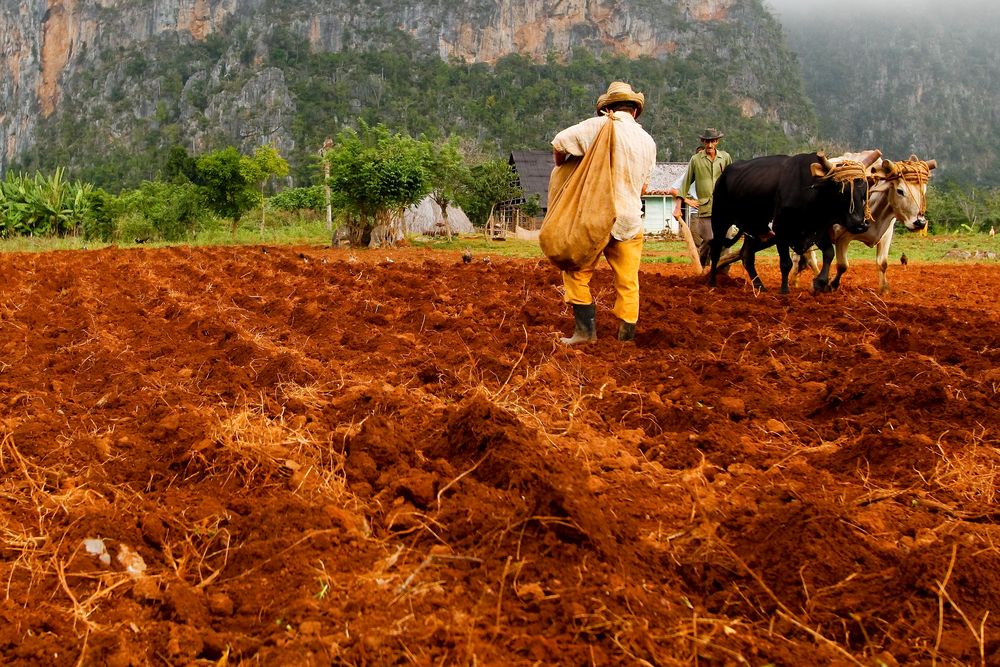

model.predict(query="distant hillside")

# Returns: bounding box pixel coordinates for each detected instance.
[2,0,818,189]
[775,1,999,186]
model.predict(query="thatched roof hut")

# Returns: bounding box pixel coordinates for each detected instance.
[403,196,473,235]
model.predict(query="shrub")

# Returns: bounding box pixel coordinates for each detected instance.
[269,185,326,212]
[81,188,125,241]
[119,181,208,241]
[114,210,159,243]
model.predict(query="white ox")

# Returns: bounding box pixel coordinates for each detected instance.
[792,152,937,293]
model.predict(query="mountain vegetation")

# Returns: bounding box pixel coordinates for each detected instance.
[775,0,1000,187]
[9,2,817,191]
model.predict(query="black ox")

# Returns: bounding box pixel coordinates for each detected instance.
[708,151,880,293]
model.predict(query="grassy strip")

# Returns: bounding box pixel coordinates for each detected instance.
[412,233,1000,266]
[2,223,998,264]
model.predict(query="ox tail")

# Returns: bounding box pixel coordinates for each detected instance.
[722,228,745,249]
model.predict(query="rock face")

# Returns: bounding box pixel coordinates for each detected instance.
[1,0,782,175]
[3,0,262,171]
[777,2,1000,186]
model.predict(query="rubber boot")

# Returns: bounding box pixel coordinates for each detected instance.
[560,303,597,345]
[618,321,636,342]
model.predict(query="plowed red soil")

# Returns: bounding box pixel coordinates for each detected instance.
[2,244,999,666]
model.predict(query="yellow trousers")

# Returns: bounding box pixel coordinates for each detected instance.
[562,235,643,324]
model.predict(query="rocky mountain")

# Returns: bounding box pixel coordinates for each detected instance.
[2,0,817,187]
[774,0,1000,186]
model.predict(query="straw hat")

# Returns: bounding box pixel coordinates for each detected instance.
[699,128,724,141]
[596,81,645,117]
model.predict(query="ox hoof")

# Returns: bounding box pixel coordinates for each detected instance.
[812,280,831,293]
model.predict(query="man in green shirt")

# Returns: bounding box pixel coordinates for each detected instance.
[680,128,732,268]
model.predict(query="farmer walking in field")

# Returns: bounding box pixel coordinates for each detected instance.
[680,128,732,268]
[545,81,657,344]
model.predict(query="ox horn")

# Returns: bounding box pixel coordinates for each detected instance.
[882,158,896,174]
[925,159,938,170]
[816,151,833,171]
[861,149,882,167]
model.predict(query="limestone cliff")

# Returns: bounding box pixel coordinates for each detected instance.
[1,0,806,181]
[2,0,260,171]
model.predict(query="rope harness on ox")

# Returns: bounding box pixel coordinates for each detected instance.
[818,160,874,222]
[876,159,931,215]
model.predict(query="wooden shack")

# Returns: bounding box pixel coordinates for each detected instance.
[491,150,554,239]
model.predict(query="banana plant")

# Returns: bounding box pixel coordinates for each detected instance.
[31,168,71,235]
[0,173,31,236]
[0,177,6,237]
[0,169,93,237]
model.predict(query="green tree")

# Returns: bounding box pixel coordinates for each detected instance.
[249,144,290,235]
[520,193,542,220]
[424,136,470,241]
[81,188,125,241]
[926,181,1000,233]
[164,145,197,184]
[457,159,522,228]
[325,122,430,247]
[926,182,965,233]
[194,147,263,236]
[268,186,325,212]
[118,180,206,242]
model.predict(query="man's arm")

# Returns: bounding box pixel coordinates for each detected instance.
[679,158,695,200]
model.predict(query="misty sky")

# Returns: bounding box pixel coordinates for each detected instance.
[765,0,987,17]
